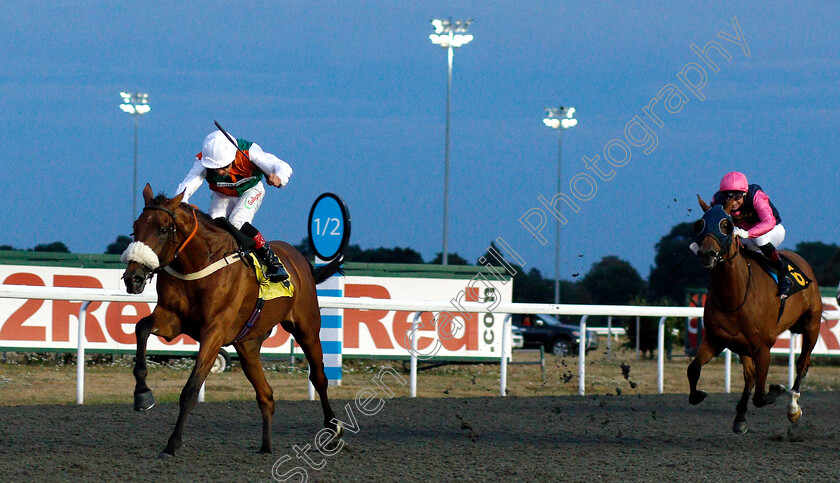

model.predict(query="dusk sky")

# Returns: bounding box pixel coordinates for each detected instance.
[2,2,838,284]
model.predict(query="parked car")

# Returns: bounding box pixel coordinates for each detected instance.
[511,325,525,349]
[512,313,598,355]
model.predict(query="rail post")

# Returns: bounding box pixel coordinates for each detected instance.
[410,312,422,398]
[724,349,731,393]
[77,301,90,404]
[657,316,666,394]
[500,314,511,396]
[789,333,797,389]
[579,315,588,396]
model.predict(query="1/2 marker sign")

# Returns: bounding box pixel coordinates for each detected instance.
[308,193,351,261]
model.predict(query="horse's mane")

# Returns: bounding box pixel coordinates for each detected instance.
[150,192,215,225]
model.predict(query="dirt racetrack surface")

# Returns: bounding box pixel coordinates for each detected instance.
[1,392,839,482]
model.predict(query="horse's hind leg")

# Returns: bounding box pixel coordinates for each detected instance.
[285,321,341,437]
[752,345,783,407]
[234,335,275,453]
[687,339,720,405]
[788,310,821,422]
[733,355,755,434]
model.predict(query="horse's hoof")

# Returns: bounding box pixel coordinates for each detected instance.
[335,421,345,439]
[787,408,802,423]
[258,447,272,454]
[688,390,707,405]
[732,421,748,435]
[134,391,156,412]
[764,388,784,406]
[157,451,174,459]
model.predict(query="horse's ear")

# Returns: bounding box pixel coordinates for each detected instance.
[722,197,735,215]
[143,184,154,205]
[697,194,710,212]
[170,190,185,207]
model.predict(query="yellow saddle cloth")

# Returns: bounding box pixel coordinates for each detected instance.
[247,253,294,300]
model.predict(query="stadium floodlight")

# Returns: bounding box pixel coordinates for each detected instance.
[543,106,578,303]
[119,91,151,222]
[429,17,473,265]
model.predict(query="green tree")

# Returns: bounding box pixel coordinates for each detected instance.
[105,235,132,255]
[32,242,70,253]
[793,241,840,287]
[293,238,314,260]
[581,255,645,305]
[649,221,708,304]
[429,252,469,265]
[344,245,424,264]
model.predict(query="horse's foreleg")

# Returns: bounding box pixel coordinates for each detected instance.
[733,355,755,434]
[752,346,782,407]
[789,312,821,422]
[234,336,275,454]
[687,339,719,405]
[134,308,182,412]
[133,315,156,411]
[161,337,222,457]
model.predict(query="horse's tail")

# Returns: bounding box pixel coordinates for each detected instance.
[311,254,345,285]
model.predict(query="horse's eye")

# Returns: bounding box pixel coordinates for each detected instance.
[159,227,169,237]
[693,220,705,234]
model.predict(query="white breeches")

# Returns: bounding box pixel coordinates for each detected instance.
[208,181,266,229]
[741,223,785,252]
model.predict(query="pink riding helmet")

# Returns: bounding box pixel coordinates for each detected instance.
[719,171,748,192]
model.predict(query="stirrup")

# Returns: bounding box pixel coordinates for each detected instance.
[778,276,792,298]
[266,265,289,285]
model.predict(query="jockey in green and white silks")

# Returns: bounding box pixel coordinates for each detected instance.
[177,130,292,229]
[175,130,293,284]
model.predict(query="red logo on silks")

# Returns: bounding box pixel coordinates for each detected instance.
[246,191,262,207]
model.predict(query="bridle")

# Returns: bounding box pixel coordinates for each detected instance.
[693,206,739,266]
[694,205,752,312]
[140,205,199,276]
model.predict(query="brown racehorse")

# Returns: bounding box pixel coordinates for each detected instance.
[123,184,344,457]
[687,196,822,434]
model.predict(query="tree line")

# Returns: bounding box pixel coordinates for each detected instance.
[5,221,840,306]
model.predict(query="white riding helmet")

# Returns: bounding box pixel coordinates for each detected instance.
[200,130,237,169]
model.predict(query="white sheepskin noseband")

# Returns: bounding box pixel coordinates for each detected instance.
[121,241,161,270]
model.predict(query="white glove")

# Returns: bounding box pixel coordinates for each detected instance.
[732,227,750,239]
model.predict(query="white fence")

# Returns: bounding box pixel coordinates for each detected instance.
[0,285,826,403]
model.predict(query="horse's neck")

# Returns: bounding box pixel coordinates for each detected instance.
[710,249,750,307]
[172,218,238,273]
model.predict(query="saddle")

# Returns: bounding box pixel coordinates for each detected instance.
[211,217,292,295]
[741,248,811,298]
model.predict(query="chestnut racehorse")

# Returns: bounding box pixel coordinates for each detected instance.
[123,184,344,456]
[687,196,822,434]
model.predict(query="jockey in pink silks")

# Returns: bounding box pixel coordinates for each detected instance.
[702,171,792,297]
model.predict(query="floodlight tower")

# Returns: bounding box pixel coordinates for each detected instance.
[543,106,578,304]
[119,91,151,222]
[430,18,473,265]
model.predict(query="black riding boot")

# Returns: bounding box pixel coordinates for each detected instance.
[240,222,289,285]
[760,243,792,297]
[774,259,793,297]
[255,245,289,284]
